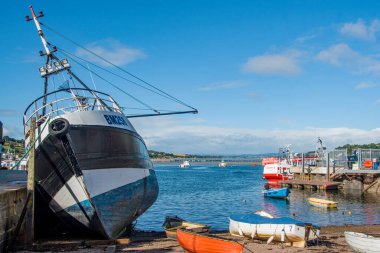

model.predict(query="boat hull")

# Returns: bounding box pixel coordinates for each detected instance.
[33,112,159,239]
[308,198,337,209]
[163,216,210,239]
[229,214,319,248]
[344,231,380,253]
[176,229,243,253]
[263,187,290,199]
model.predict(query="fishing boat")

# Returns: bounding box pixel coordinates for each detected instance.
[218,160,227,167]
[344,231,380,253]
[176,229,243,253]
[308,198,337,209]
[179,160,190,168]
[262,145,293,185]
[263,187,290,199]
[229,213,320,248]
[23,6,197,239]
[163,216,210,239]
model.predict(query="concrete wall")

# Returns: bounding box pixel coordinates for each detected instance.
[0,185,27,252]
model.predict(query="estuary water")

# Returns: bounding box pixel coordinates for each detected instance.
[136,164,380,231]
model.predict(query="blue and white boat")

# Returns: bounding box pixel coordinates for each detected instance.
[262,187,290,199]
[229,213,320,248]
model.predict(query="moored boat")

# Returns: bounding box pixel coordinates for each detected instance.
[263,187,290,199]
[229,213,320,248]
[262,145,294,185]
[179,160,190,168]
[163,216,210,239]
[308,198,337,209]
[218,160,227,167]
[344,231,380,253]
[176,229,243,253]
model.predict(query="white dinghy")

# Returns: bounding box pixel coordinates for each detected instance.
[344,231,380,253]
[229,213,320,248]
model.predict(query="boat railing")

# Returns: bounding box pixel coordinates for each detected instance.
[24,88,122,130]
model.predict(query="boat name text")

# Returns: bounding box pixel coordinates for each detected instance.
[104,115,128,126]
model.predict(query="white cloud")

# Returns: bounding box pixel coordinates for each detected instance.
[340,19,380,41]
[316,43,358,66]
[355,82,377,89]
[199,81,245,91]
[317,43,380,75]
[76,38,145,67]
[130,116,380,154]
[242,50,303,75]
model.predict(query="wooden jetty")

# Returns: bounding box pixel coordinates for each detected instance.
[278,179,342,190]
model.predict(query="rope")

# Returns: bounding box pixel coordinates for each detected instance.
[40,22,197,111]
[0,118,50,180]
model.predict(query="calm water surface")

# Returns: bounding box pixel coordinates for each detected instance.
[136,164,380,231]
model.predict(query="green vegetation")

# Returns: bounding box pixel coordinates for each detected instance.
[336,143,380,154]
[1,136,25,156]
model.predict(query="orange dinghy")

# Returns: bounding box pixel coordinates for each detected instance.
[176,229,243,253]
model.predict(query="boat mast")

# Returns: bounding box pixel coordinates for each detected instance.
[26,6,112,113]
[26,5,52,116]
[27,6,51,55]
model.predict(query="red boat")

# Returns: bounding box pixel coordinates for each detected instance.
[261,157,280,167]
[176,229,243,253]
[263,162,292,184]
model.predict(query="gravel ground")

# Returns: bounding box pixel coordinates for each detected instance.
[15,224,380,252]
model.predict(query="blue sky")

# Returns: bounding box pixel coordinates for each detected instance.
[2,1,380,154]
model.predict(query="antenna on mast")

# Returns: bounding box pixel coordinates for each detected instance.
[26,5,54,56]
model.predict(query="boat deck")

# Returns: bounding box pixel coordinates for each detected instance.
[278,179,342,190]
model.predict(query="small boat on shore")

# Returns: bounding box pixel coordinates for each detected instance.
[179,160,190,168]
[344,231,380,253]
[308,198,337,209]
[263,187,290,199]
[176,229,243,253]
[229,213,320,248]
[163,216,210,239]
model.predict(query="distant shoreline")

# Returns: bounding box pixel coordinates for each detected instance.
[152,159,261,165]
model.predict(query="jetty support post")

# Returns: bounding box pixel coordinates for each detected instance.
[326,152,330,181]
[301,153,305,179]
[25,117,36,246]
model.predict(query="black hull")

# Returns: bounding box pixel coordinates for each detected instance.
[34,124,159,238]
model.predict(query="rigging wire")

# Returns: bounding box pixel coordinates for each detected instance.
[61,51,159,113]
[86,62,97,90]
[60,48,183,106]
[40,22,197,111]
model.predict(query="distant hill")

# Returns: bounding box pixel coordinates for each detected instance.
[4,135,379,159]
[335,143,380,154]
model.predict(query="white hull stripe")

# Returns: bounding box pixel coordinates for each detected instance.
[82,168,150,198]
[49,176,89,212]
[49,168,150,212]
